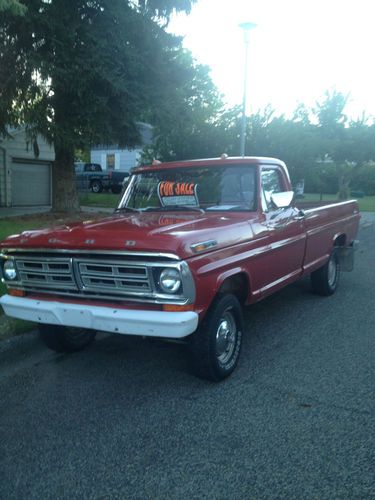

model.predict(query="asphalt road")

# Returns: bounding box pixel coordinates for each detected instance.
[1,220,374,499]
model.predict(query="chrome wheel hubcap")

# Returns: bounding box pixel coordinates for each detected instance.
[215,310,237,364]
[328,257,337,287]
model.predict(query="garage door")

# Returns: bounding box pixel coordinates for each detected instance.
[11,162,51,206]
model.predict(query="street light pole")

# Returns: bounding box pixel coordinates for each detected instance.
[239,22,257,157]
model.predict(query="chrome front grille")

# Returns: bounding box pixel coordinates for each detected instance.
[78,260,151,293]
[15,258,77,290]
[13,256,153,296]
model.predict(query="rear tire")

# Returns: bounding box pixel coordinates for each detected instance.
[39,324,96,353]
[189,294,244,382]
[311,250,340,296]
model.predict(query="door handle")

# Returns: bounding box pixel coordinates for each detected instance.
[267,223,286,230]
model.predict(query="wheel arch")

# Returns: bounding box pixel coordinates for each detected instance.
[333,233,347,247]
[89,177,102,186]
[214,269,251,306]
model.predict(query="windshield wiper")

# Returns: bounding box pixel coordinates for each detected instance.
[114,206,139,213]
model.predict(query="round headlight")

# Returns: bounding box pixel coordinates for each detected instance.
[159,268,181,294]
[3,260,17,281]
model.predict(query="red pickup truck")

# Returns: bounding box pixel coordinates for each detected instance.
[0,157,360,381]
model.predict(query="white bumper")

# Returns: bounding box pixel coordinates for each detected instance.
[0,295,199,339]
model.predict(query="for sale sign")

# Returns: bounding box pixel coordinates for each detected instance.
[158,181,199,207]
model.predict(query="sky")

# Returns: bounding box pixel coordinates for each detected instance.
[169,0,375,120]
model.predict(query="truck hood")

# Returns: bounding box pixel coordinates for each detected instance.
[0,211,258,259]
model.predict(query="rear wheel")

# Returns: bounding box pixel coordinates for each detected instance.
[311,250,340,296]
[39,324,96,353]
[189,294,244,382]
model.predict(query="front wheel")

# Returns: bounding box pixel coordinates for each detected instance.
[39,324,96,353]
[90,180,103,193]
[189,294,244,382]
[311,250,340,296]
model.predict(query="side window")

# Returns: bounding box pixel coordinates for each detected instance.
[219,169,256,210]
[261,168,283,211]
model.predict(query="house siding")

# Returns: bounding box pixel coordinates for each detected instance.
[91,122,152,172]
[6,131,54,162]
[91,148,142,172]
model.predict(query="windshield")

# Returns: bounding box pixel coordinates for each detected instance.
[117,164,257,212]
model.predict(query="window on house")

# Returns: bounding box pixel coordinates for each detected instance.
[106,154,115,170]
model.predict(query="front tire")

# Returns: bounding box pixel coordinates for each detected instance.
[189,294,244,382]
[90,180,103,193]
[311,249,340,296]
[39,324,96,353]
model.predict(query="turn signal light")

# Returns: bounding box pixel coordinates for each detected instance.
[8,288,26,297]
[162,304,194,312]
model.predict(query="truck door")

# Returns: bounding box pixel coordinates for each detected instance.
[260,166,306,296]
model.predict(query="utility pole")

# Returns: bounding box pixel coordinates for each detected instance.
[239,22,257,157]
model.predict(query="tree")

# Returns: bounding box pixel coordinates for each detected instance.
[0,0,196,212]
[314,91,375,198]
[142,49,227,162]
[0,0,26,15]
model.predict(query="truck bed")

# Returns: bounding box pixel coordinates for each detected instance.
[295,199,352,210]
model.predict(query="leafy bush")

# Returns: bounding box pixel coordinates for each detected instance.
[351,163,375,196]
[292,162,338,194]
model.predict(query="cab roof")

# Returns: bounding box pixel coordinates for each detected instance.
[133,156,286,174]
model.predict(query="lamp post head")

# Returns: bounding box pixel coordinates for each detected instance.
[239,22,257,32]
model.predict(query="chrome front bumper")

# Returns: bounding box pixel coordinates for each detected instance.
[0,295,199,338]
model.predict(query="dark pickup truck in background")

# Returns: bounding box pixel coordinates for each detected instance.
[74,162,129,193]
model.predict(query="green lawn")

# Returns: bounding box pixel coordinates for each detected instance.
[79,192,119,208]
[302,193,375,212]
[0,218,49,241]
[353,196,375,212]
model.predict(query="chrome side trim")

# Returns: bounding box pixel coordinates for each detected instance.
[260,269,301,293]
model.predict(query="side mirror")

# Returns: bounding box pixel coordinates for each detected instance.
[270,191,294,209]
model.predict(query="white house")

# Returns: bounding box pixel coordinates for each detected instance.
[90,122,153,172]
[0,128,55,207]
